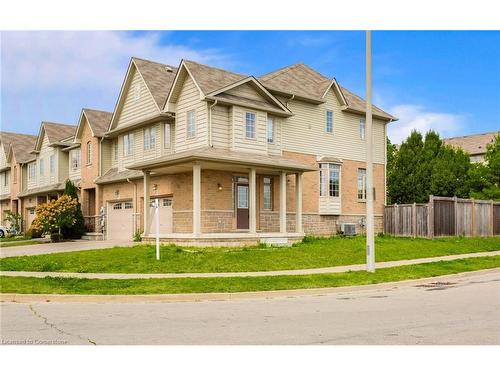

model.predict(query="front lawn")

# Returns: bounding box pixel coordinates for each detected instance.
[0,235,498,273]
[0,237,48,248]
[1,255,499,295]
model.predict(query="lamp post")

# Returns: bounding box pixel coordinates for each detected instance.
[366,30,375,272]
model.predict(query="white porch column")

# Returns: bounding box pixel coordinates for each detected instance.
[249,168,257,234]
[192,163,201,237]
[295,172,303,234]
[280,171,287,233]
[143,171,151,236]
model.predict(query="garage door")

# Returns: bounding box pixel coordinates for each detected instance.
[107,201,134,240]
[148,197,173,235]
[26,207,36,229]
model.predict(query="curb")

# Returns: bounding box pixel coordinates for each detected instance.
[1,268,498,304]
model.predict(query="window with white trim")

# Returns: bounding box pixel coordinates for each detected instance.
[71,150,81,171]
[187,110,196,138]
[144,127,156,151]
[245,112,255,139]
[124,202,133,209]
[319,163,340,197]
[163,198,173,207]
[266,117,274,144]
[163,123,171,148]
[359,118,366,140]
[113,202,122,210]
[28,162,36,181]
[123,133,134,156]
[357,168,366,200]
[86,141,92,164]
[49,155,55,175]
[326,110,333,133]
[39,158,44,176]
[113,140,118,161]
[263,177,273,210]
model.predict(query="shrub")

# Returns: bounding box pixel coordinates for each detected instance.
[26,226,42,239]
[133,231,142,242]
[31,195,78,241]
[61,180,86,239]
[4,211,22,234]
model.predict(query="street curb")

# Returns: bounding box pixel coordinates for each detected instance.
[1,268,498,304]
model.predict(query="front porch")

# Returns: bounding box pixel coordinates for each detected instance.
[129,147,316,246]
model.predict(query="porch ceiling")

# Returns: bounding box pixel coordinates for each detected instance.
[127,147,318,174]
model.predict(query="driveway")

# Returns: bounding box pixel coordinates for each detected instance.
[1,269,499,344]
[0,239,135,258]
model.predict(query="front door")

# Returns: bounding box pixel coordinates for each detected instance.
[236,184,249,229]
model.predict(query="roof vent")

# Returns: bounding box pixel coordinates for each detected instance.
[165,66,173,72]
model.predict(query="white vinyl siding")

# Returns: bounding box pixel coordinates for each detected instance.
[211,104,231,149]
[230,106,268,154]
[0,171,10,196]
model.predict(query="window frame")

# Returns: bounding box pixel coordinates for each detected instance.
[187,110,196,138]
[245,112,256,139]
[123,133,134,156]
[71,149,81,171]
[86,141,92,165]
[49,154,55,175]
[357,168,367,201]
[163,123,172,149]
[13,166,17,184]
[39,158,44,177]
[28,162,36,181]
[266,117,274,144]
[263,176,273,210]
[113,140,118,161]
[359,118,366,140]
[325,110,334,134]
[144,127,156,151]
[319,163,340,198]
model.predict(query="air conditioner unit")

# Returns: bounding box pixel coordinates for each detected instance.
[340,223,357,236]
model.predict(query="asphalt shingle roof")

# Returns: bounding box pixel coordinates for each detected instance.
[83,108,113,137]
[0,131,37,163]
[444,132,499,156]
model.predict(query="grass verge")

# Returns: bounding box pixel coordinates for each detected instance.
[1,236,499,273]
[0,239,48,248]
[1,255,499,295]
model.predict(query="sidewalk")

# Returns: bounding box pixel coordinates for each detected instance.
[0,239,135,258]
[2,250,499,279]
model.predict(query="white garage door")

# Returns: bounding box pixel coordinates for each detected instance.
[26,207,36,229]
[107,201,134,240]
[148,197,173,235]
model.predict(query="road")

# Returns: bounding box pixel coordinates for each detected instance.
[1,269,499,344]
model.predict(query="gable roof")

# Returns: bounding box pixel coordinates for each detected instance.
[260,63,396,120]
[76,108,113,140]
[34,122,77,151]
[183,60,247,95]
[0,131,37,164]
[444,132,499,156]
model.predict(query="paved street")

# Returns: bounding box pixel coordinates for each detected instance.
[1,269,499,345]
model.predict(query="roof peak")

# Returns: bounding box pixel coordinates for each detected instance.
[131,56,177,70]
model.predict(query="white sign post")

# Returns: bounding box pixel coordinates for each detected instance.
[154,198,160,260]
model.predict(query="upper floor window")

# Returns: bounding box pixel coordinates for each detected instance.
[319,163,340,198]
[245,112,255,139]
[123,133,134,156]
[326,110,333,133]
[357,168,366,200]
[86,142,92,165]
[144,127,156,151]
[164,123,171,148]
[113,140,118,161]
[187,110,196,138]
[71,149,81,171]
[39,158,45,176]
[267,117,274,144]
[263,176,273,210]
[28,162,36,181]
[2,171,8,187]
[50,154,55,175]
[13,166,17,184]
[359,118,366,140]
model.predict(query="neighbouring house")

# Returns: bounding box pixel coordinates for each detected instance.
[444,131,499,163]
[17,122,77,230]
[0,131,37,226]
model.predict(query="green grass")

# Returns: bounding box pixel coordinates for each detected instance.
[1,255,499,295]
[0,239,47,248]
[0,235,498,274]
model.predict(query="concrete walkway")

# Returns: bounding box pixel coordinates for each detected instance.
[2,250,499,279]
[0,240,136,258]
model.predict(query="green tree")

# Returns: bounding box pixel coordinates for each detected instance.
[470,134,500,199]
[60,179,86,239]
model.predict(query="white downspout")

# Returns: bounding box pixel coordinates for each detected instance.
[208,99,218,147]
[127,177,138,234]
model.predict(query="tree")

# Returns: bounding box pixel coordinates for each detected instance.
[470,134,500,199]
[4,211,22,234]
[61,179,86,239]
[30,195,78,241]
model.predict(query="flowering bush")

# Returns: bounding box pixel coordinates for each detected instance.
[30,195,79,240]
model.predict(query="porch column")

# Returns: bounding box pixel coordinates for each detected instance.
[249,168,257,234]
[280,171,287,233]
[295,172,303,233]
[143,171,150,236]
[193,163,201,237]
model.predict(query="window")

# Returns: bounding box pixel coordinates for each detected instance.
[163,123,171,148]
[237,185,249,209]
[2,172,8,187]
[245,112,255,139]
[124,202,133,209]
[357,168,367,200]
[163,198,173,207]
[326,110,333,133]
[359,118,366,140]
[13,166,17,184]
[113,140,118,161]
[187,110,196,138]
[113,202,122,210]
[319,163,340,197]
[123,133,134,156]
[263,177,273,210]
[134,82,141,101]
[144,127,156,151]
[71,149,81,170]
[49,155,55,175]
[39,158,44,176]
[86,142,92,164]
[28,162,36,180]
[266,117,274,144]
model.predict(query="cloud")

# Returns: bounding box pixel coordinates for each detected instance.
[387,104,467,144]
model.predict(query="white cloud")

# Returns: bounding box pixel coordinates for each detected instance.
[387,104,467,144]
[1,31,228,92]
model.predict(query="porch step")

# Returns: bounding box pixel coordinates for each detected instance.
[81,232,104,241]
[260,237,291,247]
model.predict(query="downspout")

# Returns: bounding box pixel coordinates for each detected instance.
[208,99,218,147]
[127,177,138,234]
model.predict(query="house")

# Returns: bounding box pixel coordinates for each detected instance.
[93,57,395,245]
[0,132,37,226]
[444,132,499,163]
[17,122,77,229]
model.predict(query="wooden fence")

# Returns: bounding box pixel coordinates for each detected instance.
[384,196,500,238]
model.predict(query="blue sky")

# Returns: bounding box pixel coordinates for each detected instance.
[1,31,499,143]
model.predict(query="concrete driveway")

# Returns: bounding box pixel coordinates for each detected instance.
[0,239,136,258]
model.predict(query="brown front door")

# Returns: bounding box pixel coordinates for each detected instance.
[87,188,96,216]
[236,183,249,229]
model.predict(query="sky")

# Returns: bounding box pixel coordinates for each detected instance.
[1,30,499,143]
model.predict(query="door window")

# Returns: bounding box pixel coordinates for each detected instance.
[237,186,249,209]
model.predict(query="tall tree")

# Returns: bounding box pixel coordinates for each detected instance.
[470,134,500,200]
[61,179,86,239]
